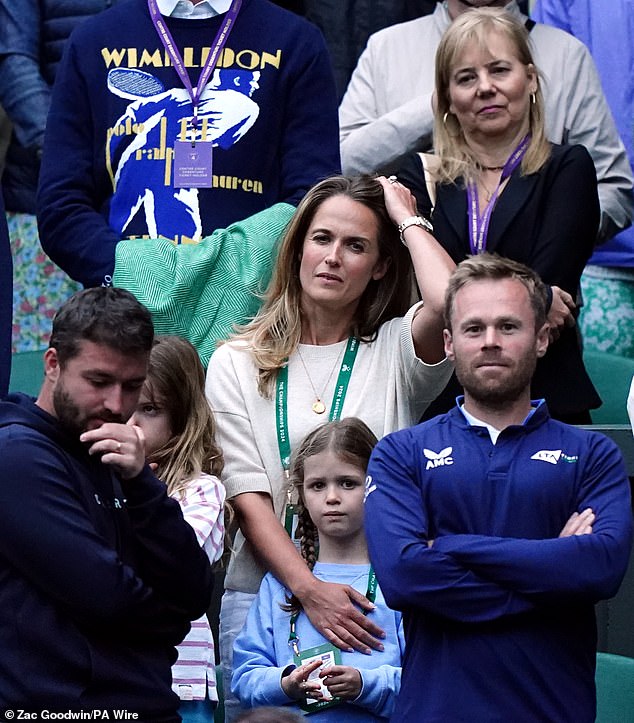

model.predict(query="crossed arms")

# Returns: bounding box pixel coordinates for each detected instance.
[365,427,633,623]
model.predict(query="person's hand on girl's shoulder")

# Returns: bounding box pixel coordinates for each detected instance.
[298,579,385,655]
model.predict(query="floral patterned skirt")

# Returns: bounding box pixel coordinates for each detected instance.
[8,212,80,353]
[579,264,634,358]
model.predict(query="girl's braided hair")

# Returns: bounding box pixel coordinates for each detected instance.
[281,418,377,615]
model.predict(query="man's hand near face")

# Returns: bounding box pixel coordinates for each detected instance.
[80,423,147,479]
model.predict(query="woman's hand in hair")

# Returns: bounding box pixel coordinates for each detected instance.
[377,175,419,228]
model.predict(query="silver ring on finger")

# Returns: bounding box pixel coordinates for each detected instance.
[116,442,122,452]
[388,175,398,184]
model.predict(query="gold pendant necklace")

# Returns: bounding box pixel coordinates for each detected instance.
[296,344,346,415]
[312,399,326,415]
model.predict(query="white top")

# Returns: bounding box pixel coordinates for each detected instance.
[156,0,232,18]
[205,303,453,592]
[338,0,632,241]
[170,473,225,701]
[460,405,503,445]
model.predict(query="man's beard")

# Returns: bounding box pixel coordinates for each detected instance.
[53,383,123,439]
[454,353,537,410]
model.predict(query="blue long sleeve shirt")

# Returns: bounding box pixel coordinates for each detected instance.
[365,402,632,723]
[232,563,404,721]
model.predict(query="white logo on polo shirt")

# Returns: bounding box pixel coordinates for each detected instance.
[424,447,453,470]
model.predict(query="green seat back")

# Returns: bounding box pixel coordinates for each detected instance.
[583,351,634,425]
[9,350,44,397]
[595,652,634,723]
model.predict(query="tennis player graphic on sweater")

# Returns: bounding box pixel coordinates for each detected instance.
[107,68,260,241]
[37,0,340,288]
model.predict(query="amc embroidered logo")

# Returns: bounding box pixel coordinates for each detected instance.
[424,447,453,470]
[530,449,579,465]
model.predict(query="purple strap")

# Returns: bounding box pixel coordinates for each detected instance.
[147,0,242,129]
[467,134,531,255]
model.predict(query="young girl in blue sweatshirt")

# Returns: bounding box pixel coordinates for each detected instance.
[129,335,225,722]
[231,418,403,722]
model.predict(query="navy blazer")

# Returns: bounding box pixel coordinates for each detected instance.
[399,143,601,417]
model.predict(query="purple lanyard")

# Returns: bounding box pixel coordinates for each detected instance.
[147,0,242,129]
[467,134,530,255]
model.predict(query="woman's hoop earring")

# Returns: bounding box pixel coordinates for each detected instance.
[530,92,536,105]
[443,112,449,125]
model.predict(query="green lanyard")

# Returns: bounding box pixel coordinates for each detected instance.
[288,565,377,656]
[276,337,360,474]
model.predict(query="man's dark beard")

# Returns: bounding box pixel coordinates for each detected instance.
[53,384,123,439]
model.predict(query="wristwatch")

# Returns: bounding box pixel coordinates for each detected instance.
[397,215,434,245]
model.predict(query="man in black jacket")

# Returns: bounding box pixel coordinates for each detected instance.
[0,287,214,718]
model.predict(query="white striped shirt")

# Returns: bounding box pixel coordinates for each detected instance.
[171,474,225,701]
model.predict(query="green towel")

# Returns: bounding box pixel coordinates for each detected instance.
[113,203,295,366]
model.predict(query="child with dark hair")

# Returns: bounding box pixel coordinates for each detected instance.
[231,418,403,722]
[129,335,225,721]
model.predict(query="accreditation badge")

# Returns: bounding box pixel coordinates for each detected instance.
[173,140,213,188]
[293,642,342,714]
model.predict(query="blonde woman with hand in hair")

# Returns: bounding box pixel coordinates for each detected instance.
[205,174,454,720]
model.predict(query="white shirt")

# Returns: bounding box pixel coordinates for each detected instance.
[156,0,232,19]
[460,402,543,445]
[171,474,226,701]
[206,303,453,593]
[460,406,503,445]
